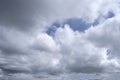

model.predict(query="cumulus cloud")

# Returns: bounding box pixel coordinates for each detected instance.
[85,14,120,58]
[55,25,120,73]
[0,0,120,80]
[1,24,120,80]
[32,33,60,52]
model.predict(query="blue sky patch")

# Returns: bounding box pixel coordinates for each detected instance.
[46,12,115,36]
[106,11,115,19]
[63,18,91,32]
[46,18,91,35]
[46,22,61,36]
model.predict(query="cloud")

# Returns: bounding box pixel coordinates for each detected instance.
[0,27,32,55]
[0,24,120,80]
[46,18,92,36]
[85,14,120,58]
[0,0,120,80]
[0,73,40,80]
[54,25,120,73]
[0,24,119,79]
[0,0,36,30]
[101,73,120,80]
[0,0,119,31]
[31,33,60,52]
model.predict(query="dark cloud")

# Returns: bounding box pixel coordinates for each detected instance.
[0,66,30,74]
[68,66,104,73]
[0,27,31,55]
[0,0,48,31]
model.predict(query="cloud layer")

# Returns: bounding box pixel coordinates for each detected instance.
[0,0,120,80]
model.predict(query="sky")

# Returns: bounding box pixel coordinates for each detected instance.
[0,0,120,80]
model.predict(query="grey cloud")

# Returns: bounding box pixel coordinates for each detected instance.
[0,55,31,75]
[0,0,33,30]
[0,66,30,74]
[68,66,104,73]
[0,27,32,55]
[104,73,120,80]
[0,0,50,31]
[2,73,119,80]
[0,73,40,80]
[0,21,120,80]
[0,0,117,31]
[0,0,120,80]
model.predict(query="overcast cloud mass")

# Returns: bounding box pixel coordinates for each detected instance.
[0,0,120,80]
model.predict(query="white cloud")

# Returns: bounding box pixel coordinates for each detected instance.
[32,33,60,52]
[54,25,120,73]
[85,14,120,58]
